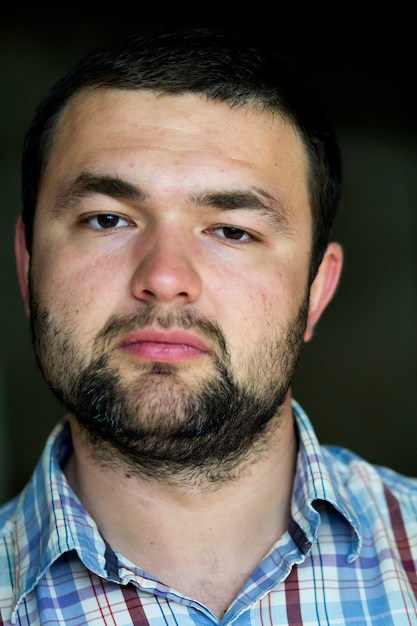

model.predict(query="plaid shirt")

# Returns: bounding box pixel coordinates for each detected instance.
[1,400,416,625]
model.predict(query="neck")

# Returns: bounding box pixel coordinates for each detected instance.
[63,400,297,618]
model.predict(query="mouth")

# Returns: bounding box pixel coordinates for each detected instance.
[117,328,210,363]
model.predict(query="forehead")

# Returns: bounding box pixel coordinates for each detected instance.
[43,88,310,210]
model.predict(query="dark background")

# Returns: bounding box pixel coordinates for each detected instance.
[0,9,416,503]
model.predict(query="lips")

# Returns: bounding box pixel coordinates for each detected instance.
[117,328,209,362]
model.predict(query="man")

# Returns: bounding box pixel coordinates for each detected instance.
[1,26,416,625]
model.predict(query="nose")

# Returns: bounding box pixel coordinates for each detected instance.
[130,229,202,305]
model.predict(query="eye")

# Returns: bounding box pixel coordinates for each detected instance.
[210,226,253,242]
[85,214,132,229]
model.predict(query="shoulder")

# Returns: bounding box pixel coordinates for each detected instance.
[0,494,19,535]
[323,444,417,485]
[0,495,20,611]
[323,444,417,519]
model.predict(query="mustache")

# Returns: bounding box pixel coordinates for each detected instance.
[94,306,228,354]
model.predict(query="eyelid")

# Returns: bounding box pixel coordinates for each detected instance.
[79,212,134,230]
[206,224,259,242]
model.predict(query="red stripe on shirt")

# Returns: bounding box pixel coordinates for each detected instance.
[122,584,150,625]
[384,484,417,599]
[284,564,303,625]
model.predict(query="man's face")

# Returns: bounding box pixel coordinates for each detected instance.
[22,90,317,478]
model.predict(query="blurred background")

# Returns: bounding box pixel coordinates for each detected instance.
[0,9,416,504]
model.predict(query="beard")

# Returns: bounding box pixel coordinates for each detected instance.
[29,279,309,484]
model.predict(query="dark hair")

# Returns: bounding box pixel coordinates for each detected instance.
[21,26,342,281]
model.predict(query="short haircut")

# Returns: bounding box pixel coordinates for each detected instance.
[21,26,342,281]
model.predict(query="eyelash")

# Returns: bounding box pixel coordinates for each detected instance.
[82,214,132,229]
[81,214,258,243]
[206,225,256,242]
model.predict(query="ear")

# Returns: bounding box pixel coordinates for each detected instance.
[14,215,31,317]
[304,242,343,342]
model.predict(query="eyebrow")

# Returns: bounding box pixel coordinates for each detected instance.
[52,172,148,217]
[191,189,292,233]
[52,172,292,232]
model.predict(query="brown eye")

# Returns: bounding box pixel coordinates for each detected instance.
[205,224,254,242]
[96,214,121,228]
[86,214,131,229]
[221,226,249,240]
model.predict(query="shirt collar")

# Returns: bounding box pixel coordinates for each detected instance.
[291,399,362,562]
[12,402,362,613]
[12,419,118,615]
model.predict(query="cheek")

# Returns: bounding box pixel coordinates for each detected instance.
[213,268,284,344]
[30,247,127,324]
[215,261,309,351]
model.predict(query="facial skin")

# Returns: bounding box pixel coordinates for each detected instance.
[15,90,342,484]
